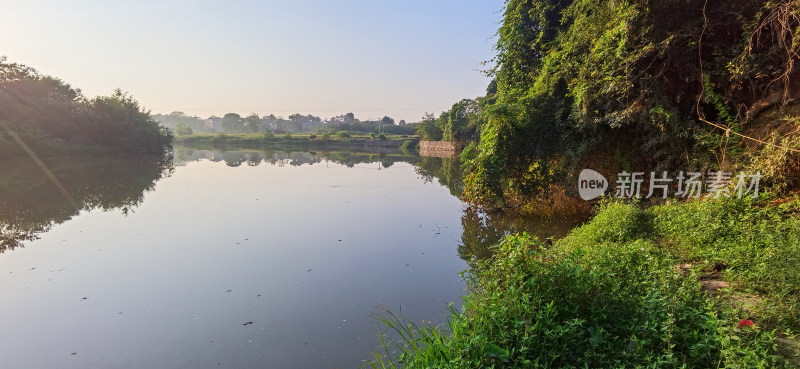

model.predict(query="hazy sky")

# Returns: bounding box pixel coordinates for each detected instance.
[1,0,504,122]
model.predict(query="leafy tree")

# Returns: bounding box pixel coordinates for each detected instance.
[221,113,244,133]
[244,114,262,133]
[415,112,443,141]
[82,90,173,154]
[174,122,193,136]
[442,99,482,143]
[380,116,395,126]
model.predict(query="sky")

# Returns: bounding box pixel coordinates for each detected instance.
[0,0,504,122]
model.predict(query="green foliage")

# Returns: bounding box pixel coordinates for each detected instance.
[369,199,797,368]
[399,139,417,151]
[221,113,245,133]
[336,131,351,138]
[0,58,172,156]
[441,99,483,143]
[414,113,443,141]
[174,122,193,136]
[82,90,173,154]
[414,99,485,143]
[650,196,800,328]
[464,0,800,205]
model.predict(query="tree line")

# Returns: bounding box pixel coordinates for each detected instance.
[154,111,416,136]
[0,57,173,157]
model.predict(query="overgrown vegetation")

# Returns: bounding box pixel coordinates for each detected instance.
[461,0,800,207]
[369,199,800,368]
[415,98,485,143]
[0,57,173,157]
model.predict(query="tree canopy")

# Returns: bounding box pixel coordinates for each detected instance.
[0,57,173,157]
[463,0,800,205]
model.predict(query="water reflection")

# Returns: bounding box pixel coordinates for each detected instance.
[0,153,173,252]
[0,145,589,368]
[175,147,419,169]
[1,146,586,261]
[458,207,585,262]
[175,146,586,263]
[414,156,464,198]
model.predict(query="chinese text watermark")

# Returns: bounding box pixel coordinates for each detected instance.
[578,169,761,201]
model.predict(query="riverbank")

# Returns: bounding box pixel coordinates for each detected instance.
[370,197,800,368]
[174,133,418,151]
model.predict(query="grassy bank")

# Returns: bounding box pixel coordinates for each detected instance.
[174,132,417,150]
[369,197,800,368]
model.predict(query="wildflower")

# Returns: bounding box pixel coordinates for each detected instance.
[737,319,755,329]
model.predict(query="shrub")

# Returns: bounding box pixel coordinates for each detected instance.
[400,140,418,152]
[369,200,792,368]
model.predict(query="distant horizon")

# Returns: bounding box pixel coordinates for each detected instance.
[150,109,447,123]
[1,0,504,123]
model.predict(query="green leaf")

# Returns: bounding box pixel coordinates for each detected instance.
[483,343,510,363]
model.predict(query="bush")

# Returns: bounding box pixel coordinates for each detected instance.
[400,140,418,152]
[308,134,317,139]
[336,131,350,138]
[369,200,791,368]
[174,122,192,136]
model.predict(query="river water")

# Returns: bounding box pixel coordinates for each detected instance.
[0,147,580,369]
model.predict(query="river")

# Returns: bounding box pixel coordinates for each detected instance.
[0,147,580,369]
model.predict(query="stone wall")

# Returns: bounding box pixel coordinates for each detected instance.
[419,141,462,157]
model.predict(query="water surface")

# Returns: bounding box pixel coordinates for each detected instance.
[0,148,581,368]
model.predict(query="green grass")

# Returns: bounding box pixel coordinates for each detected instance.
[650,196,800,329]
[367,199,800,368]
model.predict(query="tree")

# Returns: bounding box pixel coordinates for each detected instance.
[221,113,244,133]
[0,58,172,156]
[174,122,193,136]
[380,116,395,126]
[415,112,443,141]
[244,114,262,133]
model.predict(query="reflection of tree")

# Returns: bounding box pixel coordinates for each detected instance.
[458,207,505,262]
[414,156,463,197]
[246,153,262,166]
[458,206,587,263]
[175,146,419,169]
[0,153,174,252]
[223,152,247,167]
[175,148,193,162]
